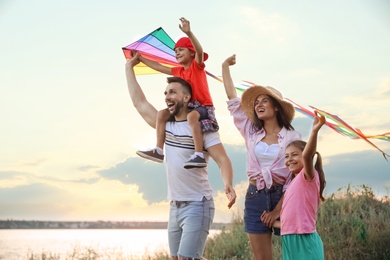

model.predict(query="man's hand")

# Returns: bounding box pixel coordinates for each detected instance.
[126,52,140,69]
[224,185,236,209]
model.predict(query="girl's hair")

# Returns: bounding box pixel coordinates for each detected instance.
[287,140,326,202]
[251,95,294,133]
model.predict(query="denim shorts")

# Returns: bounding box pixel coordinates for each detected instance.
[168,197,215,259]
[191,105,209,120]
[244,183,283,235]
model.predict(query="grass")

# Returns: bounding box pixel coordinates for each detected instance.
[25,185,390,260]
[318,184,390,260]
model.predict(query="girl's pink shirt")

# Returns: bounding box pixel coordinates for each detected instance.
[227,98,301,191]
[280,169,320,235]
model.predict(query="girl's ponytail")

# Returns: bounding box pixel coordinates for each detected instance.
[314,151,326,202]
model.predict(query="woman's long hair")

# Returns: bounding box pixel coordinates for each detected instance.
[251,95,294,133]
[287,140,326,202]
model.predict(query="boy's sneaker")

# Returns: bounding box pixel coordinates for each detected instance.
[183,154,207,169]
[136,149,164,163]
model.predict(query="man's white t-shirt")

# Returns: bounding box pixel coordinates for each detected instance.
[165,120,221,202]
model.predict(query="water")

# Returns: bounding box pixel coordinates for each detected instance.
[0,229,168,259]
[0,229,220,259]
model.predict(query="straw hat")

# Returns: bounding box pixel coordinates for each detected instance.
[241,85,295,124]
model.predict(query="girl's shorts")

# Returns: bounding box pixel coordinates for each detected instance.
[282,232,324,260]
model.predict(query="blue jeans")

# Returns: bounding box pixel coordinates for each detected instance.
[244,184,283,235]
[168,197,215,259]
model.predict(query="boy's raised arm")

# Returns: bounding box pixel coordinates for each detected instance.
[131,50,172,75]
[179,17,204,64]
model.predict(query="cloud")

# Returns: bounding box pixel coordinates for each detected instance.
[339,80,390,131]
[0,171,33,188]
[238,6,297,44]
[0,183,78,220]
[97,158,168,202]
[68,178,100,184]
[0,170,100,190]
[323,150,390,197]
[291,117,313,140]
[97,141,390,204]
[22,158,47,167]
[78,165,100,172]
[0,171,25,180]
[0,145,388,222]
[0,179,162,221]
[0,183,73,203]
[96,144,250,204]
[213,181,247,223]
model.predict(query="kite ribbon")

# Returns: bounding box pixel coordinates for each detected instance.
[286,98,390,160]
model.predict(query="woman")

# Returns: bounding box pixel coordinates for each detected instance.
[222,55,301,260]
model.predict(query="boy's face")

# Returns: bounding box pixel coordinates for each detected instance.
[174,47,195,64]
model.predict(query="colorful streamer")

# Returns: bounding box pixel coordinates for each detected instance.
[122,27,389,159]
[286,98,390,159]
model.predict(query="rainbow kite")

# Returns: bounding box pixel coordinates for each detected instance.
[122,27,227,82]
[123,27,177,75]
[122,27,390,159]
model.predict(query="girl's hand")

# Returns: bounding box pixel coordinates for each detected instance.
[260,210,279,228]
[313,111,326,132]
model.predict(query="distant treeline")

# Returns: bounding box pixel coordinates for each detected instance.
[0,220,228,230]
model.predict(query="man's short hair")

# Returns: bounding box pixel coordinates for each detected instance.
[167,77,192,96]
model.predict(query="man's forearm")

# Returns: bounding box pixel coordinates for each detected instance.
[125,62,158,128]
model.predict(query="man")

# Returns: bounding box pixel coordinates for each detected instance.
[125,53,236,260]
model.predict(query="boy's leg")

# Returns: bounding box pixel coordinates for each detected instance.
[136,109,170,163]
[184,110,207,169]
[156,109,171,149]
[188,110,203,153]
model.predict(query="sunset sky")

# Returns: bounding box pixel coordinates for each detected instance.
[1,0,389,223]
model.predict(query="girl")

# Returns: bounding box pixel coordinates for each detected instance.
[271,112,326,260]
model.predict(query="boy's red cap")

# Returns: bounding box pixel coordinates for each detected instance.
[174,37,209,61]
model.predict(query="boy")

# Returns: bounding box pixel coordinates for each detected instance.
[135,17,218,169]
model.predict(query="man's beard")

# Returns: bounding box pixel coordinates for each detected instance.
[170,100,185,116]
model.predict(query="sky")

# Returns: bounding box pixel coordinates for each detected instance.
[0,0,389,223]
